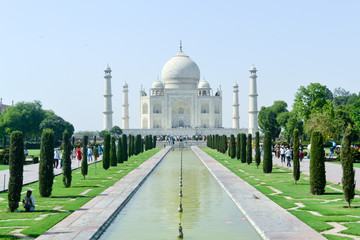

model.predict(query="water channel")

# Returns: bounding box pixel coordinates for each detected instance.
[100,147,261,240]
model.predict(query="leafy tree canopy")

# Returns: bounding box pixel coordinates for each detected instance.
[40,114,74,143]
[258,100,288,139]
[110,126,123,138]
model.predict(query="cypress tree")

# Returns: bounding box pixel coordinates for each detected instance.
[216,134,220,152]
[103,132,110,170]
[240,133,246,163]
[141,138,144,153]
[222,135,227,154]
[255,131,260,168]
[310,130,326,195]
[128,134,133,157]
[131,135,135,156]
[153,135,157,148]
[39,129,54,197]
[62,130,72,188]
[135,134,141,155]
[117,137,123,163]
[122,134,128,162]
[246,134,252,164]
[236,133,241,161]
[229,134,236,158]
[8,131,24,212]
[81,135,88,179]
[263,131,272,173]
[110,136,117,166]
[149,135,153,149]
[293,129,300,184]
[341,124,355,208]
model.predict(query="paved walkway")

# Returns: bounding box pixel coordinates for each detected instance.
[0,156,102,192]
[272,155,360,190]
[192,146,326,240]
[36,147,171,240]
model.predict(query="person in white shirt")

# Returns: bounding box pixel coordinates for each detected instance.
[280,146,286,163]
[54,148,60,168]
[22,190,35,212]
[285,148,292,167]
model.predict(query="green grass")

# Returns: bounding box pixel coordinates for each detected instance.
[27,149,40,157]
[202,147,360,239]
[0,148,160,239]
[0,165,9,170]
[329,161,360,168]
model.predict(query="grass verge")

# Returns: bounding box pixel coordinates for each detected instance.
[202,147,360,239]
[0,148,160,239]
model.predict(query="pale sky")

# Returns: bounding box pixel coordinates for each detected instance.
[1,1,359,131]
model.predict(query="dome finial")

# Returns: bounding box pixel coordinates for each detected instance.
[180,40,182,52]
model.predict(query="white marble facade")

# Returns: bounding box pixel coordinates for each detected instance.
[140,50,222,129]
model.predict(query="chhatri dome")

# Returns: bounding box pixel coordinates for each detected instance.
[161,50,200,90]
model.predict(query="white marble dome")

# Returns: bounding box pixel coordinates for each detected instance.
[151,79,164,89]
[198,79,210,89]
[162,51,200,89]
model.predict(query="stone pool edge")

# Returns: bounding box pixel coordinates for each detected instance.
[36,147,172,240]
[192,146,326,240]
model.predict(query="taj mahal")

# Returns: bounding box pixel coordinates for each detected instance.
[102,45,259,136]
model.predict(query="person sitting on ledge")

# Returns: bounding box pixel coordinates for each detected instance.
[22,190,35,212]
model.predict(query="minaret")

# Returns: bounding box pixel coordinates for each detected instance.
[248,65,259,135]
[232,82,240,129]
[122,82,129,129]
[103,65,113,131]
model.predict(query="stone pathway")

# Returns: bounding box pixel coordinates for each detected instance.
[36,147,171,240]
[0,157,102,192]
[272,155,360,190]
[192,146,326,240]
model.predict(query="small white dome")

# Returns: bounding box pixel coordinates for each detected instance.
[233,82,238,87]
[151,80,164,89]
[162,51,200,89]
[123,82,128,88]
[250,66,257,71]
[198,80,210,89]
[105,65,111,71]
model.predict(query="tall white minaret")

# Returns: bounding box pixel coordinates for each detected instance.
[248,65,259,135]
[232,82,240,129]
[103,65,113,131]
[122,82,129,129]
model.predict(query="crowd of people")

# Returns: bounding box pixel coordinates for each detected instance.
[275,144,305,167]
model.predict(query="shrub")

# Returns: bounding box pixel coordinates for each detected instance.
[229,134,236,158]
[81,135,88,178]
[236,133,241,160]
[310,130,326,195]
[246,134,252,165]
[110,136,117,166]
[341,124,355,208]
[122,134,128,162]
[62,130,72,188]
[8,131,24,212]
[134,134,141,155]
[32,156,39,164]
[240,133,246,163]
[39,129,54,197]
[117,137,123,163]
[255,131,260,168]
[153,135,157,148]
[263,131,272,173]
[293,129,300,184]
[102,132,110,170]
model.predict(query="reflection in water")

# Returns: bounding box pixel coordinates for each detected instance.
[100,148,261,240]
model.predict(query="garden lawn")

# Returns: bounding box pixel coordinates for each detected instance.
[0,165,9,170]
[0,148,160,239]
[329,161,360,168]
[203,148,360,240]
[27,149,40,157]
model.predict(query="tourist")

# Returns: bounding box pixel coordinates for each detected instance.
[285,147,291,167]
[280,146,286,163]
[54,148,60,168]
[22,190,35,212]
[88,146,93,161]
[76,147,82,161]
[299,150,304,162]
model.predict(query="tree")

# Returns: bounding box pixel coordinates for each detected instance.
[222,135,227,154]
[255,131,260,168]
[8,131,24,212]
[0,101,46,139]
[240,133,246,163]
[128,134,133,157]
[39,129,54,197]
[350,99,360,130]
[246,134,252,165]
[263,131,272,173]
[293,83,333,120]
[62,130,72,188]
[153,135,157,148]
[310,130,326,195]
[305,110,344,140]
[122,134,128,162]
[341,124,355,208]
[40,114,74,143]
[103,132,110,170]
[236,133,241,160]
[99,130,107,138]
[149,135,153,149]
[258,101,288,139]
[81,135,88,179]
[110,136,117,166]
[117,137,123,163]
[229,134,235,158]
[110,126,123,138]
[293,129,300,184]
